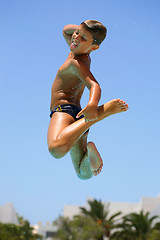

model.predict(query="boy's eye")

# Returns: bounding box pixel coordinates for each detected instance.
[82,36,86,41]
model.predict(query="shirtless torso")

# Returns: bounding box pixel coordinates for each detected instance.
[50,53,91,110]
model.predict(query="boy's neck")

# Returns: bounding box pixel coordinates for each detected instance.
[70,52,90,58]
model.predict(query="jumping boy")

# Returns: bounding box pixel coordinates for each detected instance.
[47,20,128,180]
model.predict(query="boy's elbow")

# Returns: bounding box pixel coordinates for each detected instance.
[96,84,101,101]
[95,83,101,95]
[63,25,68,33]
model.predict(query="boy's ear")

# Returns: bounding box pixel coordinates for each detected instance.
[92,44,99,51]
[91,44,99,51]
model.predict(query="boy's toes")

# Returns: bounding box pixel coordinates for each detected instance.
[124,104,129,110]
[92,170,98,176]
[92,163,103,176]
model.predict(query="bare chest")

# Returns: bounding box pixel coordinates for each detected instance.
[55,60,82,89]
[57,59,76,77]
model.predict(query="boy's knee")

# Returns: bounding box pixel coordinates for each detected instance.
[48,139,70,159]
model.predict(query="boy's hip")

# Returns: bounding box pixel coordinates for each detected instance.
[50,104,83,120]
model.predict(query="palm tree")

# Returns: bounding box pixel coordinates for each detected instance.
[80,199,121,239]
[110,210,160,240]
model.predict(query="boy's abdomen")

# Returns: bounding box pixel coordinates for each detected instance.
[50,90,81,110]
[50,75,85,110]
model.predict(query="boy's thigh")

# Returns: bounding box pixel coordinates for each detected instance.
[47,112,75,143]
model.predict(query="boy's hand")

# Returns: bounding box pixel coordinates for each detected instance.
[76,104,98,123]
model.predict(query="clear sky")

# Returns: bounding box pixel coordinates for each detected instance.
[0,0,160,225]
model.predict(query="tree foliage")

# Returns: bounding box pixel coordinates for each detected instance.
[110,211,160,240]
[147,230,160,240]
[54,215,104,240]
[0,217,42,240]
[80,199,121,239]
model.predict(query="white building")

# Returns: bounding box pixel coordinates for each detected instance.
[63,194,160,222]
[33,221,58,240]
[0,202,18,224]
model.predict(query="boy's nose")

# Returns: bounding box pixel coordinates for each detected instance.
[74,34,80,39]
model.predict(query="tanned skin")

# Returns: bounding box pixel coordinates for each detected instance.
[47,22,128,180]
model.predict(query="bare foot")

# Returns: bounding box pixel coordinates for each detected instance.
[87,142,103,176]
[97,99,129,121]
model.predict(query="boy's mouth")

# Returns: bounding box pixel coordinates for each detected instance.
[70,41,78,49]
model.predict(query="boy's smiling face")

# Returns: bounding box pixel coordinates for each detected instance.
[70,24,99,55]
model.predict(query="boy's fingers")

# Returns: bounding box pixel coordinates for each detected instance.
[76,109,84,118]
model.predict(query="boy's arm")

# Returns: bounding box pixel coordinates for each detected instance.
[63,24,78,46]
[73,60,101,122]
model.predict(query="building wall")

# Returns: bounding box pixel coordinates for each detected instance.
[33,222,58,240]
[140,195,160,213]
[63,194,160,220]
[0,202,18,224]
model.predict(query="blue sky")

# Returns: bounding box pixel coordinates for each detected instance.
[0,0,160,225]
